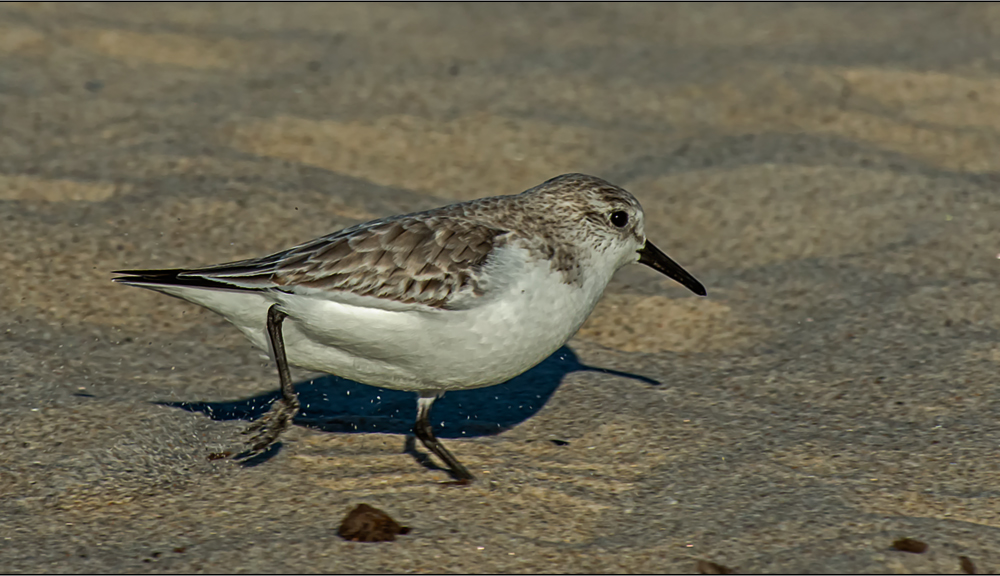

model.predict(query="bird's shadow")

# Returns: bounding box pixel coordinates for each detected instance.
[159,346,658,444]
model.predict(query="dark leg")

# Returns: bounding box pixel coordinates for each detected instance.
[242,305,300,454]
[413,394,473,482]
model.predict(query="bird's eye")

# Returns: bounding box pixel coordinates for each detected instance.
[609,210,629,228]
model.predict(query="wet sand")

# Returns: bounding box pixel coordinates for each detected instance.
[1,3,999,573]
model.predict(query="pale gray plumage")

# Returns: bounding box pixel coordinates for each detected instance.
[117,173,651,310]
[198,214,507,309]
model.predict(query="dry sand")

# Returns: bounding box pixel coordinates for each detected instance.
[1,3,999,573]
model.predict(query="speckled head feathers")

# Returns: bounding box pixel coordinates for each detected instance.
[473,173,648,275]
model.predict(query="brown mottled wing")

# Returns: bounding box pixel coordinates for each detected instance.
[164,215,509,309]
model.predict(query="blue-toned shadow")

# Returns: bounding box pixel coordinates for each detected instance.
[159,346,658,439]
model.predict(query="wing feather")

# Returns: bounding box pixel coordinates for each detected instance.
[114,213,509,310]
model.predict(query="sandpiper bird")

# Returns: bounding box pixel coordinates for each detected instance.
[113,173,706,482]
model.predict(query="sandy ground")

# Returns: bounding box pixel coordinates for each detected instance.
[1,3,999,573]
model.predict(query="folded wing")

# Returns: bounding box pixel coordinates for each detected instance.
[114,214,509,310]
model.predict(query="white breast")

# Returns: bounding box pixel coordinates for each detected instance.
[149,245,616,394]
[273,245,613,392]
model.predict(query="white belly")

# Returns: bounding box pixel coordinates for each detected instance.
[275,261,606,392]
[152,251,611,393]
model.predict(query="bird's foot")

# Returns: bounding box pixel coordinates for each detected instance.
[241,397,300,454]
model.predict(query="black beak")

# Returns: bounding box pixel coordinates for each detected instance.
[637,241,707,296]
